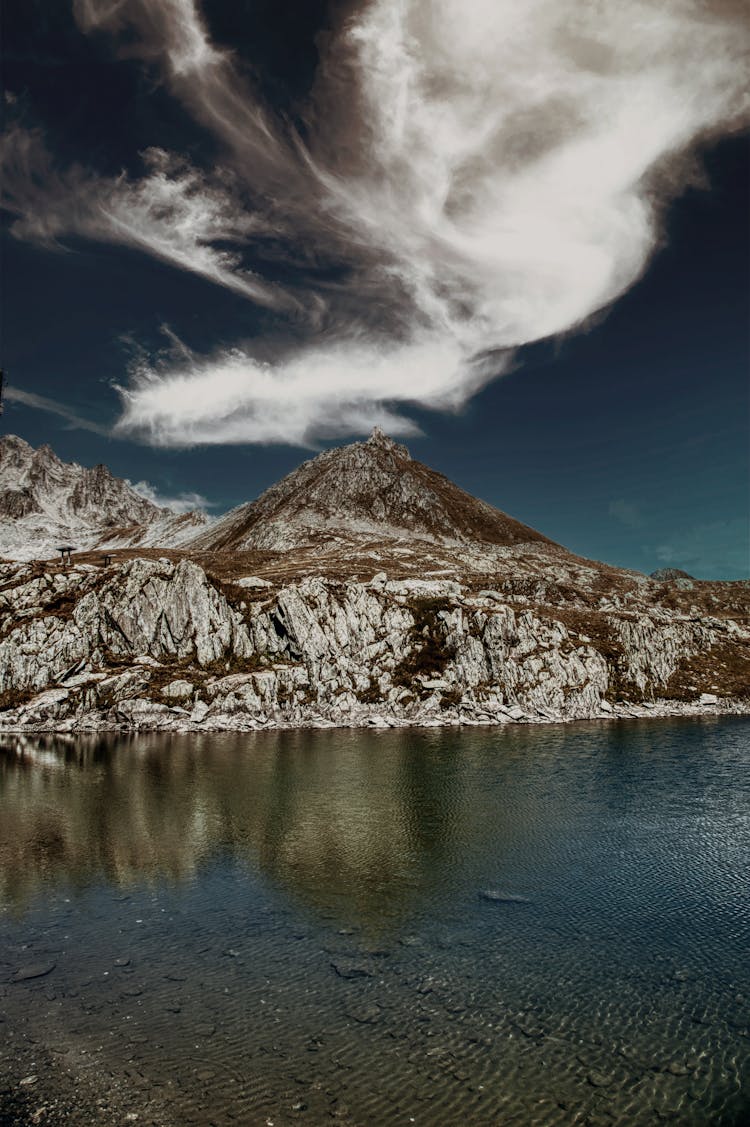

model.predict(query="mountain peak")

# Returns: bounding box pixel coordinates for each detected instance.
[365,427,411,459]
[0,434,32,453]
[190,429,551,553]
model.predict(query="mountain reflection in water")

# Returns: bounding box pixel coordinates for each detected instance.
[1,721,749,1126]
[0,728,532,924]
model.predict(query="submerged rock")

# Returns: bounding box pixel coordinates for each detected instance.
[331,958,375,980]
[479,890,532,904]
[12,961,56,982]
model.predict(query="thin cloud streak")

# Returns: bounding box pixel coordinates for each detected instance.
[72,0,295,183]
[3,0,749,446]
[4,387,111,437]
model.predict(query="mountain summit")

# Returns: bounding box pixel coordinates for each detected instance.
[190,428,551,553]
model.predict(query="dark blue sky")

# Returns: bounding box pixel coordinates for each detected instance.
[1,0,748,579]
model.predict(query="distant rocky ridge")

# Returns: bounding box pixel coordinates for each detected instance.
[0,430,748,732]
[0,435,208,560]
[650,568,694,583]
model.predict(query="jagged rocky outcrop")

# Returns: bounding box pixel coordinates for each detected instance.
[1,556,747,732]
[0,434,208,560]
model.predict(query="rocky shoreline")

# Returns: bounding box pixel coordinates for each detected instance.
[2,698,748,736]
[2,555,748,735]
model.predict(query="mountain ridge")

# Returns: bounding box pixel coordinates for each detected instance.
[0,431,747,734]
[0,434,208,560]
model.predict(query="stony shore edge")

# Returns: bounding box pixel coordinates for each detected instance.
[1,694,749,736]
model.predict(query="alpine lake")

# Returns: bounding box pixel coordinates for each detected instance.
[1,717,748,1126]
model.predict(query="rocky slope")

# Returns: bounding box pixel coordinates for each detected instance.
[0,430,747,732]
[0,434,208,560]
[189,427,550,552]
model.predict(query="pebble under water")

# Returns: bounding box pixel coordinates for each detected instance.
[0,718,748,1126]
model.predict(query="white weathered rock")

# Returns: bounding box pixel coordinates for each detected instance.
[0,556,747,733]
[162,679,195,701]
[190,700,210,724]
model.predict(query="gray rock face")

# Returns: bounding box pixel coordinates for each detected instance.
[1,557,747,732]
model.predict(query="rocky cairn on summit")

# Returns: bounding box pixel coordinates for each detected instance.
[0,430,748,731]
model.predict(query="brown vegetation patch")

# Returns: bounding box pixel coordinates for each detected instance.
[205,574,272,613]
[439,687,463,710]
[651,579,750,619]
[392,597,455,693]
[495,575,594,608]
[356,677,382,703]
[40,591,78,619]
[143,658,200,695]
[657,638,750,701]
[203,653,276,676]
[0,687,35,712]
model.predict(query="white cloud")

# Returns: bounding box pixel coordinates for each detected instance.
[99,150,289,308]
[323,0,749,350]
[4,0,749,446]
[128,478,212,513]
[113,330,496,446]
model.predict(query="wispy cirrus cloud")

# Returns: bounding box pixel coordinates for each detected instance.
[113,327,482,446]
[3,386,111,437]
[0,131,290,309]
[3,0,749,446]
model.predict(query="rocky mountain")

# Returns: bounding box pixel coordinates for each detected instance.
[189,427,551,552]
[0,430,747,733]
[0,435,208,560]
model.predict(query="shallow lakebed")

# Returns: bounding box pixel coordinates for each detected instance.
[1,718,748,1125]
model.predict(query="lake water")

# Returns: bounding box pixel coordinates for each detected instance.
[1,718,748,1126]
